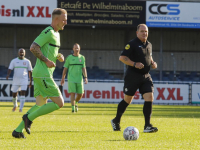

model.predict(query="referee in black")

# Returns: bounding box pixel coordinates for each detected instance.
[111,24,158,133]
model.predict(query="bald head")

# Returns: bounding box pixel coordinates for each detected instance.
[18,48,25,52]
[136,24,149,43]
[52,8,67,20]
[137,24,148,31]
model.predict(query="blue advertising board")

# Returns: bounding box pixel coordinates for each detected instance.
[146,1,200,28]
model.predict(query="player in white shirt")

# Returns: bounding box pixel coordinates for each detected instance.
[6,48,32,112]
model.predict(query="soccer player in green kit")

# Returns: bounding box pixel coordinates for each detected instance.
[12,8,67,138]
[61,43,88,113]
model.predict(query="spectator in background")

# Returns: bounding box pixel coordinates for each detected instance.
[6,48,32,112]
[61,43,88,113]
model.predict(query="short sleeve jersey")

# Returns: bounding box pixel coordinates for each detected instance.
[64,54,86,83]
[32,26,60,78]
[9,57,32,85]
[121,37,152,74]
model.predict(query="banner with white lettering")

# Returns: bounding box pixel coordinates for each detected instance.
[191,84,200,104]
[58,0,145,27]
[0,0,56,24]
[146,1,200,28]
[0,80,189,104]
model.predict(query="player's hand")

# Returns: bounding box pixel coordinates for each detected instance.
[6,75,9,80]
[135,62,144,69]
[84,78,88,84]
[57,53,64,62]
[45,59,56,68]
[151,61,157,69]
[60,78,65,86]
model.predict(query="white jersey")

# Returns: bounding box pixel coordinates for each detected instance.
[8,57,32,85]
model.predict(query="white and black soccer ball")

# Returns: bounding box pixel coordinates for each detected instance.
[123,126,139,140]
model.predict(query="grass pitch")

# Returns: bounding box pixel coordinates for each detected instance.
[0,102,200,150]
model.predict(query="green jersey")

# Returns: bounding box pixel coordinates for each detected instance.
[64,54,86,83]
[32,26,60,78]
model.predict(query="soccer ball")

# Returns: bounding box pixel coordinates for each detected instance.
[123,126,139,140]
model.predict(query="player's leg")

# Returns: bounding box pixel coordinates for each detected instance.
[23,95,63,134]
[70,93,76,112]
[19,85,27,112]
[143,92,158,133]
[74,93,83,112]
[143,92,153,126]
[23,78,64,134]
[11,85,19,112]
[25,95,62,122]
[12,92,18,112]
[75,83,84,112]
[111,94,133,131]
[141,75,158,133]
[13,95,46,138]
[68,82,77,112]
[111,74,138,131]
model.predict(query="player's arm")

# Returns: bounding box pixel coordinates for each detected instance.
[28,71,32,88]
[151,57,157,69]
[30,42,55,68]
[6,60,14,79]
[82,67,88,84]
[60,67,68,86]
[119,56,144,69]
[6,69,12,80]
[119,56,134,67]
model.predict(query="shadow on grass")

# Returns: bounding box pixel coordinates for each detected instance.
[1,103,200,118]
[0,130,114,133]
[105,140,136,141]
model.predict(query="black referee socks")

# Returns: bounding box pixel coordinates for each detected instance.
[114,99,129,123]
[143,101,153,126]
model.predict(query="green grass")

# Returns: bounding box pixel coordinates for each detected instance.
[0,102,200,150]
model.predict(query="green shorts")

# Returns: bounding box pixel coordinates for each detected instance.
[33,77,62,98]
[68,82,84,94]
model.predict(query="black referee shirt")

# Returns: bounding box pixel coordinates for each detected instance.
[121,37,152,75]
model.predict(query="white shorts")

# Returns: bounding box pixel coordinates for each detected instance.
[11,85,28,93]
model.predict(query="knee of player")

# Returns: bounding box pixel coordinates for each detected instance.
[143,93,154,101]
[147,95,154,101]
[58,101,64,108]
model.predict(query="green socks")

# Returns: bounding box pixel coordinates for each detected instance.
[72,105,75,111]
[15,102,60,132]
[28,102,60,121]
[15,105,40,132]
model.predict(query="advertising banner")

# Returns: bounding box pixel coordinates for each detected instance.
[0,80,189,104]
[191,84,200,104]
[58,0,145,26]
[0,0,56,24]
[146,1,200,28]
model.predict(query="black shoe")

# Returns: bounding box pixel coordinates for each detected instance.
[12,130,26,138]
[111,119,121,131]
[72,110,75,113]
[22,114,32,134]
[143,124,158,133]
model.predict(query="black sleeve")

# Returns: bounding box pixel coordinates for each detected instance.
[121,42,132,57]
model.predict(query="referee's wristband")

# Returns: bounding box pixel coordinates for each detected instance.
[133,62,136,67]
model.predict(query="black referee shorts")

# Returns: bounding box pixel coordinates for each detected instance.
[123,72,154,96]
